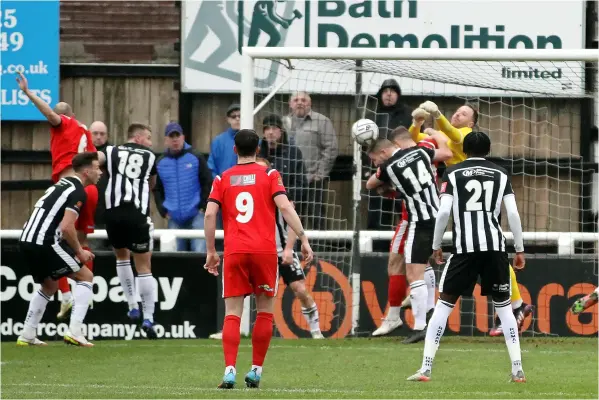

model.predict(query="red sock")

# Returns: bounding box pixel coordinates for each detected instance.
[252,312,274,367]
[83,246,93,272]
[58,277,70,295]
[222,315,241,367]
[388,275,407,307]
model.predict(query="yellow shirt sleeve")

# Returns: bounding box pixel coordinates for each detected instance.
[409,124,428,143]
[435,114,464,144]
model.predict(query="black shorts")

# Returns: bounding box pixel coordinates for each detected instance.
[19,241,83,283]
[104,205,154,253]
[403,221,435,264]
[439,251,511,298]
[279,252,305,285]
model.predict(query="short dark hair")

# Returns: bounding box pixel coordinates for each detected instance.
[465,103,479,126]
[463,131,491,157]
[367,137,394,154]
[72,152,99,172]
[127,123,151,138]
[388,126,411,143]
[235,129,260,157]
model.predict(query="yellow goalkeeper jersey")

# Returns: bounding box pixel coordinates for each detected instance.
[409,114,472,166]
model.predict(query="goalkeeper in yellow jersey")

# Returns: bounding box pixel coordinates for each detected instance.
[407,101,534,336]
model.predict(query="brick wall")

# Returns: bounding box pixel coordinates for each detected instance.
[60,1,179,64]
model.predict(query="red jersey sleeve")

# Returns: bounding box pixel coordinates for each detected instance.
[207,176,223,206]
[268,169,287,199]
[50,115,74,134]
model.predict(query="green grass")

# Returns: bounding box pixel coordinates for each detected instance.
[1,337,597,399]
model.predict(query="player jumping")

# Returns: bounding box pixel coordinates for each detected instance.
[370,129,440,337]
[256,157,323,339]
[366,127,452,344]
[102,124,158,338]
[407,132,526,383]
[410,102,533,335]
[16,153,101,347]
[17,72,100,336]
[204,129,313,389]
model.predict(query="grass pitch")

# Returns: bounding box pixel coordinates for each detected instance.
[1,337,597,399]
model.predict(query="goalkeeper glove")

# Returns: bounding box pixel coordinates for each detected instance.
[419,101,441,118]
[411,108,430,122]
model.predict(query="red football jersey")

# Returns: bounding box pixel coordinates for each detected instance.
[50,115,96,183]
[208,163,287,256]
[417,137,439,183]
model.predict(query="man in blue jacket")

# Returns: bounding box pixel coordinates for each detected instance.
[208,103,240,178]
[154,122,213,252]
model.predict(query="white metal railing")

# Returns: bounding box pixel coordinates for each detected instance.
[1,230,597,255]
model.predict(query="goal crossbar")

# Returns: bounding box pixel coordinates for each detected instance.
[242,47,598,62]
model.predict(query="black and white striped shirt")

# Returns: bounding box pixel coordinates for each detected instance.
[376,146,439,222]
[438,158,514,253]
[104,143,156,215]
[20,177,86,246]
[275,208,288,255]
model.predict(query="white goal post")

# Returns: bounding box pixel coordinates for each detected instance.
[239,47,597,336]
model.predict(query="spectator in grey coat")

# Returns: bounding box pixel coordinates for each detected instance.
[284,92,338,231]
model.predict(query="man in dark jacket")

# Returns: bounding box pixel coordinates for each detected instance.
[259,114,305,203]
[154,122,213,252]
[366,79,413,233]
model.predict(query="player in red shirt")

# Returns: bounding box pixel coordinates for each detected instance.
[204,129,313,389]
[17,72,101,334]
[370,126,444,337]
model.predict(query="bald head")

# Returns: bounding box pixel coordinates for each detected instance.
[53,102,73,117]
[289,91,312,118]
[90,121,108,147]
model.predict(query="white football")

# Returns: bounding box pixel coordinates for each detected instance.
[352,119,379,145]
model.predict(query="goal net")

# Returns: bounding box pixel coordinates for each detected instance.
[242,48,598,338]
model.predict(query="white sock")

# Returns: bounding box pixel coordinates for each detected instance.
[302,303,320,332]
[251,365,263,376]
[511,298,523,310]
[424,267,436,312]
[116,259,137,311]
[62,291,72,304]
[138,274,156,322]
[387,306,401,320]
[410,280,428,330]
[224,366,236,376]
[420,299,454,373]
[22,290,50,339]
[495,299,523,375]
[69,281,93,337]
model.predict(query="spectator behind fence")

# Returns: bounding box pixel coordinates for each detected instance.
[284,92,338,231]
[207,103,240,178]
[154,122,212,252]
[89,121,110,229]
[259,114,305,203]
[366,79,413,232]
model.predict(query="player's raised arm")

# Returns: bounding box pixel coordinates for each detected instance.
[420,101,464,143]
[16,72,62,126]
[409,107,429,143]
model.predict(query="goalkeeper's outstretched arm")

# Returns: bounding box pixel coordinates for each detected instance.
[420,101,464,144]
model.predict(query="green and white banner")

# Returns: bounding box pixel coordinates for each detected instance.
[181,0,586,96]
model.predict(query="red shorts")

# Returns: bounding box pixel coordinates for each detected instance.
[222,253,279,298]
[75,185,98,234]
[390,203,410,254]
